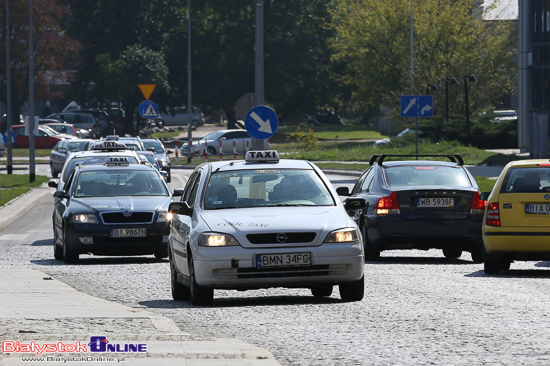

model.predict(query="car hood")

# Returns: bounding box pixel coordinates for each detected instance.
[199,206,356,247]
[70,196,172,213]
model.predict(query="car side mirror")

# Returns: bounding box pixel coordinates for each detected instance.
[167,149,173,155]
[53,190,67,199]
[336,186,350,196]
[48,179,58,189]
[59,148,67,153]
[169,201,193,217]
[480,192,491,201]
[343,197,366,211]
[172,188,184,197]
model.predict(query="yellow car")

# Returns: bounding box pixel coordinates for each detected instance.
[482,159,550,274]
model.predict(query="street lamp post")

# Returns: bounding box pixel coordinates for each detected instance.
[426,83,438,95]
[464,74,477,145]
[445,77,458,123]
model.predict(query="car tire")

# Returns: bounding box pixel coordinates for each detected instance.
[470,246,485,263]
[53,223,63,260]
[484,259,501,275]
[50,162,58,178]
[192,120,200,128]
[167,170,171,183]
[500,261,511,271]
[311,284,333,297]
[170,254,190,301]
[189,254,214,306]
[206,146,216,157]
[62,229,79,264]
[154,247,168,259]
[362,222,380,261]
[443,249,462,259]
[339,276,364,302]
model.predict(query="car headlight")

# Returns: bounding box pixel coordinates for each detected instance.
[72,214,98,224]
[324,228,360,243]
[157,211,173,223]
[160,160,169,167]
[199,232,240,247]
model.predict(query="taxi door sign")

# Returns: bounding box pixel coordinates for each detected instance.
[245,105,278,139]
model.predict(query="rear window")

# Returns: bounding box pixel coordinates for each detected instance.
[62,155,138,181]
[500,167,550,193]
[384,165,471,187]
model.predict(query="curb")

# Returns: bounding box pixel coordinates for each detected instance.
[0,186,53,231]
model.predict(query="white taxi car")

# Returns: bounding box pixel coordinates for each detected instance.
[168,150,366,305]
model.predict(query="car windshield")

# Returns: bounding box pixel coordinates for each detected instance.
[203,169,335,209]
[41,126,59,136]
[142,154,159,169]
[202,131,225,141]
[62,156,139,182]
[68,140,90,152]
[74,170,169,197]
[143,141,165,153]
[500,167,550,193]
[120,142,141,151]
[384,165,471,187]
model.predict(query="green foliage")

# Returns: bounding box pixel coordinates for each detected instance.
[0,175,49,188]
[418,115,517,149]
[329,0,516,118]
[474,176,497,194]
[287,125,319,151]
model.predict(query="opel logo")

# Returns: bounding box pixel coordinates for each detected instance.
[545,194,550,200]
[123,210,132,217]
[276,233,288,243]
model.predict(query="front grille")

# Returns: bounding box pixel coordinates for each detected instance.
[237,265,330,279]
[246,232,317,244]
[100,211,154,224]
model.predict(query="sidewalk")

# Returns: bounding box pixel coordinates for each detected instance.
[0,188,280,365]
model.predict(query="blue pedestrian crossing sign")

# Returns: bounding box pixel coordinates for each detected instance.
[245,105,278,139]
[139,100,158,118]
[400,95,433,117]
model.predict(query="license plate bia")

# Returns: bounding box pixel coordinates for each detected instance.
[256,252,311,268]
[525,204,550,214]
[417,197,454,208]
[111,228,146,238]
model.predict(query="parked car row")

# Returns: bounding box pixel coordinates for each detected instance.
[180,129,266,157]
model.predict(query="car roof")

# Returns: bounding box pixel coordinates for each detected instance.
[381,160,461,168]
[79,163,155,173]
[504,159,550,168]
[204,158,314,172]
[70,149,138,158]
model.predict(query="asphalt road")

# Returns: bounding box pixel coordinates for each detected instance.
[3,168,550,365]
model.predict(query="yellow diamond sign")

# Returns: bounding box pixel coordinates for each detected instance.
[138,84,156,100]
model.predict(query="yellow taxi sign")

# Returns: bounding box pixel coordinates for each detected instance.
[139,84,156,100]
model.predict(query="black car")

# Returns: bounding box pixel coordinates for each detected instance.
[52,163,173,263]
[337,154,487,262]
[141,138,172,182]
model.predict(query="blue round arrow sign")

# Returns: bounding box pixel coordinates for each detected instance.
[245,105,278,139]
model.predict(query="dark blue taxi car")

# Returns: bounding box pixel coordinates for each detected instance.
[52,162,173,263]
[337,154,487,262]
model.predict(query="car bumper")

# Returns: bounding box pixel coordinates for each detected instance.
[483,227,550,259]
[367,215,483,250]
[66,222,170,256]
[189,241,364,289]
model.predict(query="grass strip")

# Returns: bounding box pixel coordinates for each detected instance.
[0,188,30,207]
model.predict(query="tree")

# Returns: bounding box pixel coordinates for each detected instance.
[108,45,170,134]
[329,0,516,119]
[0,0,79,117]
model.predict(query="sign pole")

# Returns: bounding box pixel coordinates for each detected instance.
[187,0,193,164]
[253,0,265,150]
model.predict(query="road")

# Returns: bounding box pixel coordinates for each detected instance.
[2,167,550,365]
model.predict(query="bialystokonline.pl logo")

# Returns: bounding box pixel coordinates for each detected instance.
[2,336,147,361]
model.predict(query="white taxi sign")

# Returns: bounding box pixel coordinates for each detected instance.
[105,156,130,165]
[91,141,127,151]
[245,150,280,163]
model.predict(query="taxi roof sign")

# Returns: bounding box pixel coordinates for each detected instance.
[105,156,130,166]
[91,141,128,151]
[245,150,280,163]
